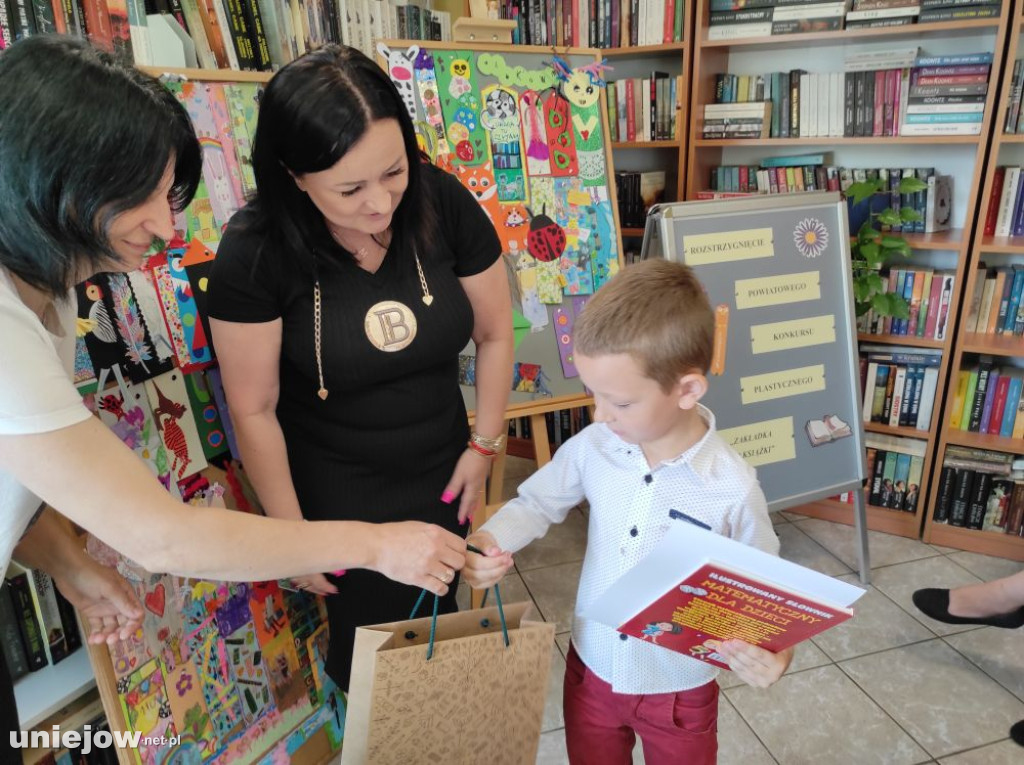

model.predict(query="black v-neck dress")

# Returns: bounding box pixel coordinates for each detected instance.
[208,165,501,689]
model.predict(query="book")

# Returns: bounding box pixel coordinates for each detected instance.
[584,522,865,669]
[805,413,852,446]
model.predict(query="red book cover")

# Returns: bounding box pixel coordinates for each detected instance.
[985,167,1007,236]
[883,69,897,137]
[625,79,636,142]
[923,271,945,339]
[662,0,674,44]
[916,75,989,86]
[988,375,1011,435]
[617,562,853,669]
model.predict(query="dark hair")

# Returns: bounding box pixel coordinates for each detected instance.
[0,36,201,296]
[248,44,434,266]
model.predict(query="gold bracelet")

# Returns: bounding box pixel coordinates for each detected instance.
[470,430,506,453]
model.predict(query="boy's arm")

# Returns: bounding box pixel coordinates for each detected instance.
[728,481,780,557]
[477,433,589,553]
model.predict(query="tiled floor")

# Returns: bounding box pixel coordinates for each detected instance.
[461,457,1024,765]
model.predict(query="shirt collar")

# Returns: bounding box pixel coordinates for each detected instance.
[607,403,718,481]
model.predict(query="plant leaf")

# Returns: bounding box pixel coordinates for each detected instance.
[900,206,923,223]
[877,208,901,226]
[897,177,928,194]
[846,180,879,207]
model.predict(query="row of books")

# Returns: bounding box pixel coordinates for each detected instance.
[1,563,83,680]
[963,264,1024,337]
[706,50,991,140]
[32,711,120,765]
[932,447,1024,534]
[981,167,1024,237]
[857,269,956,341]
[614,170,666,229]
[865,434,927,512]
[948,358,1024,438]
[606,75,679,143]
[708,0,1001,40]
[0,0,449,71]
[506,404,593,450]
[1001,58,1024,134]
[859,345,942,431]
[495,0,685,47]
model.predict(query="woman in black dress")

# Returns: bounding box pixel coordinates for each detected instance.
[208,46,514,689]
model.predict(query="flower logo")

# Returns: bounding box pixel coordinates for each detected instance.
[794,218,829,258]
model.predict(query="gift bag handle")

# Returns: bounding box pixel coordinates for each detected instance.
[408,545,510,660]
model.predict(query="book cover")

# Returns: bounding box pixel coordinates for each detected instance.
[585,523,864,670]
[617,561,854,668]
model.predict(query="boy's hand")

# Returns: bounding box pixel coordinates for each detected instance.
[463,531,514,590]
[718,641,793,689]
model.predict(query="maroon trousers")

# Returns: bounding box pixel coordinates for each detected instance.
[563,644,719,765]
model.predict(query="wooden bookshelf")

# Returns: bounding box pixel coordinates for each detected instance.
[139,66,273,83]
[921,0,1024,562]
[686,0,1016,539]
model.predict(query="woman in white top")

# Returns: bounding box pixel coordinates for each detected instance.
[0,36,466,747]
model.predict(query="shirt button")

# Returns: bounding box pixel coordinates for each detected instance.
[629,526,638,537]
[619,633,628,641]
[644,474,653,484]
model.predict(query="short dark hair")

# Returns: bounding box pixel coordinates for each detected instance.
[0,36,201,296]
[248,44,434,267]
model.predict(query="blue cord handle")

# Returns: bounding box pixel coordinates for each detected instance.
[408,545,510,659]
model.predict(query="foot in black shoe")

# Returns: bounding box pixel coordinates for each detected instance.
[911,588,1024,629]
[1010,719,1024,747]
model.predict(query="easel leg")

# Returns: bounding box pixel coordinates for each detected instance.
[853,489,871,585]
[488,443,507,506]
[530,413,553,468]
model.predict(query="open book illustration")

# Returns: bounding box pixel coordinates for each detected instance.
[805,413,853,446]
[583,522,866,668]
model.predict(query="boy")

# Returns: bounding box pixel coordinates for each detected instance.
[463,259,791,765]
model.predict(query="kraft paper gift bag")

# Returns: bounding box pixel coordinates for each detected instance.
[342,596,556,765]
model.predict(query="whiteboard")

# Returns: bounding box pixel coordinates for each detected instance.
[642,192,866,512]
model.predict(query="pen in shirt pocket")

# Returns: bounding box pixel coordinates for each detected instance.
[668,508,711,530]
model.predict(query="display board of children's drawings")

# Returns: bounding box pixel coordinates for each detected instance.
[376,41,624,410]
[73,76,343,764]
[642,192,867,510]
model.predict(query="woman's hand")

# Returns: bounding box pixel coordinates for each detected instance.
[287,572,338,596]
[50,558,144,645]
[370,521,467,595]
[441,448,492,524]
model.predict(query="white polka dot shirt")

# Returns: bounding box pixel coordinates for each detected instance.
[481,405,780,695]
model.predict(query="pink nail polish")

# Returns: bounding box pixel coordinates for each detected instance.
[441,491,456,504]
[330,569,346,576]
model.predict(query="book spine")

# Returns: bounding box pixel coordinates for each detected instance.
[0,580,29,679]
[7,572,47,671]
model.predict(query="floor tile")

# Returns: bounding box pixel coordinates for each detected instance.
[794,517,940,570]
[513,507,589,572]
[541,645,566,733]
[928,544,961,554]
[717,695,776,765]
[717,640,832,691]
[938,740,1024,764]
[555,632,570,659]
[769,510,789,526]
[812,581,934,662]
[840,639,1024,758]
[520,561,583,633]
[870,557,985,636]
[535,729,568,765]
[944,626,1024,702]
[773,522,852,577]
[726,664,928,765]
[945,552,1024,583]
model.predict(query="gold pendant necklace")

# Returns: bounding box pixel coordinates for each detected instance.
[312,244,432,401]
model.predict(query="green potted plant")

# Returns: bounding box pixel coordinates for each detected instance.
[845,174,930,322]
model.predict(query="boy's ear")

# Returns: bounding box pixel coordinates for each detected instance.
[676,372,708,410]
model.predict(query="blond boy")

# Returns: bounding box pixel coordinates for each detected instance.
[464,259,791,765]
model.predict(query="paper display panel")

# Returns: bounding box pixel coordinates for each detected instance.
[682,228,775,266]
[718,417,797,468]
[740,365,826,405]
[734,271,821,310]
[750,315,836,354]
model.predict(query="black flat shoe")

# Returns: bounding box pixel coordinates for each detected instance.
[911,588,1024,629]
[1010,719,1024,747]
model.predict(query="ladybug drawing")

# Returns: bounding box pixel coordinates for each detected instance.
[526,206,567,262]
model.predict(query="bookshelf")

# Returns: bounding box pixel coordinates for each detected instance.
[686,0,1015,539]
[13,647,95,730]
[922,0,1024,562]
